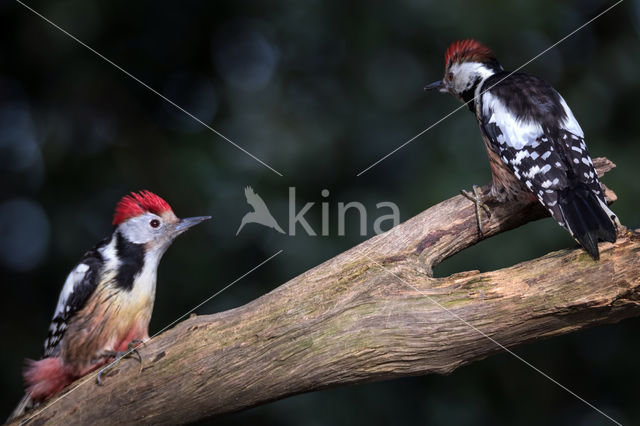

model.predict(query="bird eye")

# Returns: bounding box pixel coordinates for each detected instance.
[150,219,160,228]
[447,72,454,81]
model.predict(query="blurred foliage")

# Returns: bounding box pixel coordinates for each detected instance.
[1,0,639,424]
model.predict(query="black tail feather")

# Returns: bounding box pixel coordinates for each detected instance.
[558,183,616,260]
[7,393,35,422]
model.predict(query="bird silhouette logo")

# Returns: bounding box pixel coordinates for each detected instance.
[236,186,285,235]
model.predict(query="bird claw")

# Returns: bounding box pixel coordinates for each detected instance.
[96,340,144,385]
[461,184,491,236]
[127,339,144,363]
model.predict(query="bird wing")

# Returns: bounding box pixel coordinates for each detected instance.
[479,87,616,257]
[480,88,605,210]
[43,237,107,357]
[244,186,255,200]
[244,186,270,213]
[553,96,605,202]
[480,90,568,211]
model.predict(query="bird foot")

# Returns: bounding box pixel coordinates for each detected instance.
[96,340,144,385]
[461,185,492,236]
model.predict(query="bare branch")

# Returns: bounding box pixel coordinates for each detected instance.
[13,158,638,426]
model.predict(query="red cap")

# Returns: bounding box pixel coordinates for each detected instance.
[113,191,173,225]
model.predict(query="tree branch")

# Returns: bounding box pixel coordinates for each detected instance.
[14,158,639,425]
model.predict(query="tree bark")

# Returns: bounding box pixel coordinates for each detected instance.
[12,158,639,426]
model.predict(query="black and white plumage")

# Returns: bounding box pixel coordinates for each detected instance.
[426,39,618,259]
[43,237,108,357]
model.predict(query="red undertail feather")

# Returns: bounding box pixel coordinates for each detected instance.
[24,357,109,402]
[24,358,75,402]
[445,39,496,67]
[113,190,173,225]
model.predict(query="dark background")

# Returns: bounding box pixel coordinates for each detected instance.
[1,0,639,424]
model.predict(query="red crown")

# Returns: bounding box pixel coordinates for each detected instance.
[113,191,173,225]
[445,39,495,67]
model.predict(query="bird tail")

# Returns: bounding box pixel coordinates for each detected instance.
[7,393,36,423]
[557,183,617,260]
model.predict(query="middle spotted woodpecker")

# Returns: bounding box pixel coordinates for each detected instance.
[425,39,619,259]
[9,191,210,420]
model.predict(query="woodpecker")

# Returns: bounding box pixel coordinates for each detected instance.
[425,39,618,259]
[9,191,210,420]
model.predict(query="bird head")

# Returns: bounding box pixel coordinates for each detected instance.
[425,39,502,102]
[113,190,210,255]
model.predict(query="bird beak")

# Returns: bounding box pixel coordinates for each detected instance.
[424,80,447,93]
[173,216,211,236]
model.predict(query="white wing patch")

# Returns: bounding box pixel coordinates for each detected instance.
[558,96,584,138]
[44,263,96,357]
[52,263,89,321]
[42,236,111,356]
[482,92,543,150]
[44,262,91,355]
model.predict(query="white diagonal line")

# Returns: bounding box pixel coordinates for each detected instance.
[150,249,283,338]
[15,0,284,177]
[357,0,623,176]
[19,249,284,425]
[365,254,622,426]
